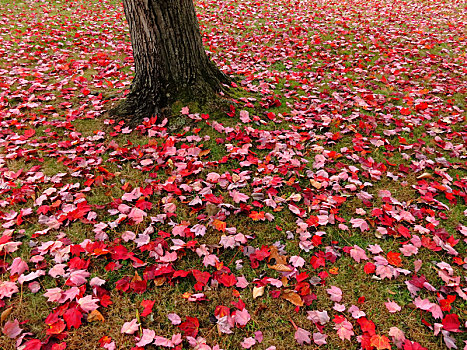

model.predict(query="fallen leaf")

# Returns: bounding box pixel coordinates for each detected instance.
[88,309,105,323]
[281,290,304,306]
[253,286,265,299]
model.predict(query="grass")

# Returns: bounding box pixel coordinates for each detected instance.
[0,0,466,349]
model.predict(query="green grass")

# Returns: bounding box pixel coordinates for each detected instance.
[0,0,466,349]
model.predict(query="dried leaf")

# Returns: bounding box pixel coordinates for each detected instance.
[267,263,293,272]
[281,290,304,306]
[154,276,166,287]
[416,172,432,179]
[199,149,211,157]
[87,309,105,323]
[310,179,322,189]
[1,307,13,323]
[253,286,265,299]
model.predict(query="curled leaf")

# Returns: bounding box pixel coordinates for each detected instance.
[281,290,304,307]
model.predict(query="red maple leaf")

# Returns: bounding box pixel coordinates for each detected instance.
[363,262,376,274]
[141,300,155,317]
[217,273,236,287]
[63,307,83,329]
[46,319,67,335]
[23,339,42,350]
[178,316,199,337]
[387,251,402,267]
[442,314,460,332]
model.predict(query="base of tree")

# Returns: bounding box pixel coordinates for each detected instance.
[109,91,232,130]
[109,67,232,130]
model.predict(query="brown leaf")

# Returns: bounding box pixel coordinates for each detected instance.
[416,172,432,179]
[199,149,211,157]
[131,272,142,283]
[87,309,105,323]
[253,286,265,299]
[281,290,304,307]
[268,263,293,272]
[154,276,166,287]
[268,246,288,266]
[1,307,13,323]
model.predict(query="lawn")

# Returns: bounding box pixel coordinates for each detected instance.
[0,0,466,349]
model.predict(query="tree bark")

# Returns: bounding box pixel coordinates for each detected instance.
[115,0,230,121]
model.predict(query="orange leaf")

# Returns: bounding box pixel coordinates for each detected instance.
[370,335,391,349]
[249,211,265,221]
[1,307,13,322]
[212,219,226,232]
[387,251,402,267]
[88,310,105,323]
[199,149,210,157]
[281,290,304,307]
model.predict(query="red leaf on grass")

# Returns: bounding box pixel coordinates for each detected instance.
[141,300,155,317]
[370,334,391,349]
[442,314,460,332]
[178,316,199,337]
[63,307,83,329]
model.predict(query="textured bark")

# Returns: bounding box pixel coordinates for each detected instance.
[113,0,230,121]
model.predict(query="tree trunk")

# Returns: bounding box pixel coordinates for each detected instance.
[115,0,230,121]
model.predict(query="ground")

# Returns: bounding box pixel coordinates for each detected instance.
[0,0,466,349]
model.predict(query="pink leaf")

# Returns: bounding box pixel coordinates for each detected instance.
[9,257,28,276]
[77,295,99,313]
[350,218,369,232]
[313,332,327,346]
[389,327,405,348]
[235,309,251,326]
[230,190,250,203]
[167,313,182,325]
[241,337,256,349]
[236,276,249,289]
[68,269,90,286]
[295,327,311,345]
[121,319,140,334]
[44,287,63,303]
[307,310,330,325]
[3,319,22,338]
[385,300,401,313]
[350,245,368,263]
[128,207,146,224]
[254,331,263,343]
[136,329,155,347]
[326,286,343,302]
[335,320,354,341]
[0,281,19,299]
[154,336,173,347]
